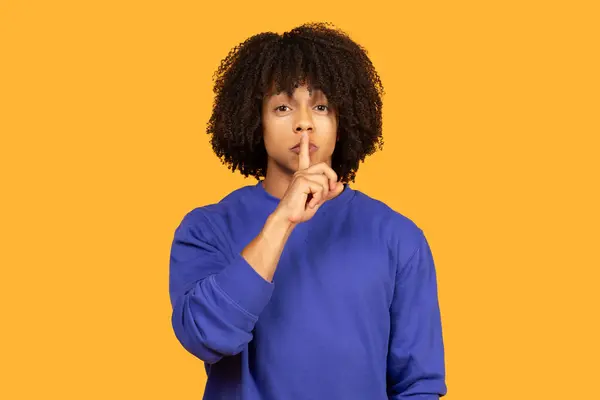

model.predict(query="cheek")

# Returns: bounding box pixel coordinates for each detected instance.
[262,132,276,155]
[262,121,289,156]
[263,114,289,134]
[263,139,280,157]
[315,117,338,148]
[261,117,276,148]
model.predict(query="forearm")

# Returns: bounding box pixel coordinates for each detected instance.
[241,211,295,282]
[170,214,277,364]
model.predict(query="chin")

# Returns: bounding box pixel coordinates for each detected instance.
[268,157,298,176]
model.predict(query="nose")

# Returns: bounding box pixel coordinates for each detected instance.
[294,106,314,134]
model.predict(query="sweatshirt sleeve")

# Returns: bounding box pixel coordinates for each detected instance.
[387,230,447,399]
[168,210,275,364]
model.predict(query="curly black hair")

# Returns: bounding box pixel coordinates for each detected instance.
[206,22,384,183]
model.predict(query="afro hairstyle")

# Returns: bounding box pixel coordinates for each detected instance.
[206,21,384,183]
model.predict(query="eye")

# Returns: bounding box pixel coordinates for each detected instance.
[315,104,329,112]
[275,105,290,112]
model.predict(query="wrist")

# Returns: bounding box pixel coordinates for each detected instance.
[264,210,295,239]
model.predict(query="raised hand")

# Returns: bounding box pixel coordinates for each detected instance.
[274,132,344,224]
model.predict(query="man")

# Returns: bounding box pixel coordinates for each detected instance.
[169,22,447,399]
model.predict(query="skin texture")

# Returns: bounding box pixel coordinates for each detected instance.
[261,83,340,200]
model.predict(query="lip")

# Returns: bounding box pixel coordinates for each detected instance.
[290,143,319,154]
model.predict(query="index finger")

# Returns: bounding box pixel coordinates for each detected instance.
[298,132,310,170]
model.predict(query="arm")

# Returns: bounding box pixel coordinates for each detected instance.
[169,210,293,364]
[169,142,342,364]
[387,230,447,399]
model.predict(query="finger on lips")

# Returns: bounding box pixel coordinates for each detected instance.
[297,132,343,208]
[298,133,339,190]
[299,132,311,171]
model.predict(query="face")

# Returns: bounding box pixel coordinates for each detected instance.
[261,84,338,176]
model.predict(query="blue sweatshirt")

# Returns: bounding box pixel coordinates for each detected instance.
[169,181,447,399]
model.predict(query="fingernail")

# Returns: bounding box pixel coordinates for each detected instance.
[301,132,307,138]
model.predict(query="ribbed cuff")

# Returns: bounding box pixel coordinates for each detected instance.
[213,252,275,318]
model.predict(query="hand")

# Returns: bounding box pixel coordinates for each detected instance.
[273,132,345,225]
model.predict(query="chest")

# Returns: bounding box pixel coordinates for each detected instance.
[270,220,396,319]
[249,220,396,367]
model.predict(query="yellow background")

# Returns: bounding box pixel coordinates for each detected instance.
[1,1,598,399]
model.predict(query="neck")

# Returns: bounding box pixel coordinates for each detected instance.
[262,161,294,200]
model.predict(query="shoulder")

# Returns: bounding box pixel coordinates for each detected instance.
[174,184,256,236]
[349,189,426,264]
[350,189,424,237]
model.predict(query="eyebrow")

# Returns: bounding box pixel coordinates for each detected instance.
[268,91,326,102]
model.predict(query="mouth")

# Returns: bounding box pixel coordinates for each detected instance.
[290,143,319,154]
